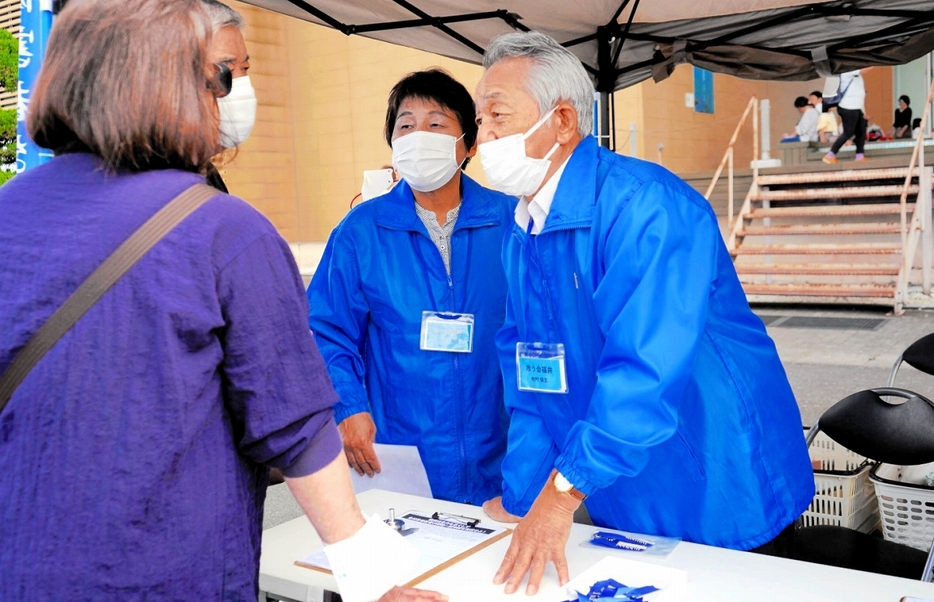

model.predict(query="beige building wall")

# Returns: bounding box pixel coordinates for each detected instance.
[617,64,894,174]
[282,19,485,242]
[214,2,301,241]
[218,3,895,245]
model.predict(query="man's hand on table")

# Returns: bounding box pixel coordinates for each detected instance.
[338,411,381,477]
[493,481,579,595]
[379,586,449,601]
[482,496,522,523]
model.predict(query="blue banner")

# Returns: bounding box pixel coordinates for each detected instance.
[693,67,715,114]
[16,0,54,173]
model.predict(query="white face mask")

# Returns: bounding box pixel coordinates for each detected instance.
[361,168,395,202]
[218,76,257,149]
[478,106,560,198]
[391,131,464,192]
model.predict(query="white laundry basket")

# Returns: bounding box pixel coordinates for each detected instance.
[801,430,879,532]
[870,461,934,552]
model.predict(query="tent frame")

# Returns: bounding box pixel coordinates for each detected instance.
[269,1,934,149]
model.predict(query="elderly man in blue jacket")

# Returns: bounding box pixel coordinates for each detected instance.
[474,32,815,596]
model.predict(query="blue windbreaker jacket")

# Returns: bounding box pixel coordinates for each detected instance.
[498,136,815,549]
[308,174,513,505]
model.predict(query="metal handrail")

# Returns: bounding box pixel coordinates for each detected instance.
[704,95,758,230]
[895,78,934,311]
[899,79,934,250]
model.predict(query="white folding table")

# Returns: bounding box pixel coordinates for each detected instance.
[259,489,934,602]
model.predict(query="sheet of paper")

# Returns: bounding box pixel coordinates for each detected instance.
[350,444,432,498]
[563,557,689,601]
[297,510,508,588]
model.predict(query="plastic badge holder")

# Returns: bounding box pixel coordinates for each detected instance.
[516,342,568,393]
[420,312,473,353]
[579,527,680,558]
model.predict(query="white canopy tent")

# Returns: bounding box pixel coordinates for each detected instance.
[239,0,934,144]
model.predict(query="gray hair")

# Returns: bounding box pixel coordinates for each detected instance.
[201,0,244,32]
[483,31,594,138]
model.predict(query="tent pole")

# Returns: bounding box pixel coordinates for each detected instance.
[600,91,612,149]
[596,26,614,149]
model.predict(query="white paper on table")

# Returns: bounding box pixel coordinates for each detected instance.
[320,513,421,602]
[561,557,690,602]
[350,443,432,498]
[298,510,508,597]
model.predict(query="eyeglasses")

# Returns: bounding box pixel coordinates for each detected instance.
[209,62,233,97]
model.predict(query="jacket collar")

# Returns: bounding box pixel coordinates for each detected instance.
[539,135,599,233]
[375,172,503,232]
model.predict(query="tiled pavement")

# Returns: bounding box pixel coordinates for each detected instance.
[757,305,934,426]
[263,306,934,529]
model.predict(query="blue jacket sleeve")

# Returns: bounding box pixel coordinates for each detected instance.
[497,291,559,516]
[306,225,372,424]
[554,180,718,496]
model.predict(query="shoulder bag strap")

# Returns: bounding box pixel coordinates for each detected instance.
[0,182,219,414]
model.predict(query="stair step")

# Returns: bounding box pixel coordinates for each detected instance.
[733,243,902,256]
[742,283,897,298]
[740,223,902,236]
[758,168,918,186]
[752,185,919,201]
[747,203,914,219]
[735,263,900,276]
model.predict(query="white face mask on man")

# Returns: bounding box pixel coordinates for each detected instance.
[478,106,559,198]
[391,131,464,192]
[218,76,257,149]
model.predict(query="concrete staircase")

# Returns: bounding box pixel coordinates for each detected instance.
[729,167,932,311]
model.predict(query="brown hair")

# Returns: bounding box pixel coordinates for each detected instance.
[28,0,220,172]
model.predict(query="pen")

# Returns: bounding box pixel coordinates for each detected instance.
[431,511,480,527]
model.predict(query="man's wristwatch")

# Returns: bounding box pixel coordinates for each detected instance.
[552,469,587,502]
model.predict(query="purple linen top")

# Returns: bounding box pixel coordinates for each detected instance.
[0,154,341,600]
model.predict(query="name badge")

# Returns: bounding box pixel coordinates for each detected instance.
[420,312,474,353]
[516,342,568,393]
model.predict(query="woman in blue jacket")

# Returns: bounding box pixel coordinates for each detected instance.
[307,69,513,505]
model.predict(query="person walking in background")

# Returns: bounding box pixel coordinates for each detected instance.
[307,69,514,506]
[892,95,913,139]
[823,68,872,163]
[781,96,819,142]
[0,2,444,601]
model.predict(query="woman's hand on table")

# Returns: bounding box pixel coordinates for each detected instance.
[379,586,449,601]
[338,411,381,477]
[482,496,522,523]
[493,482,578,595]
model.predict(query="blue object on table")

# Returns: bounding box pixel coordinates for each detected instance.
[563,578,660,601]
[590,531,654,551]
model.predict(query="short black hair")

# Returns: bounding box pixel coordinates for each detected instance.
[794,96,809,109]
[914,118,922,128]
[900,95,911,106]
[384,69,477,151]
[809,90,822,99]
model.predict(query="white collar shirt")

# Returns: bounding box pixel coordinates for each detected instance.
[514,156,570,235]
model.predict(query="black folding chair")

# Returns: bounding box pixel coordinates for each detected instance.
[887,333,934,387]
[793,387,934,581]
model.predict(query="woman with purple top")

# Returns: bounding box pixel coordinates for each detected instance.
[0,1,443,601]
